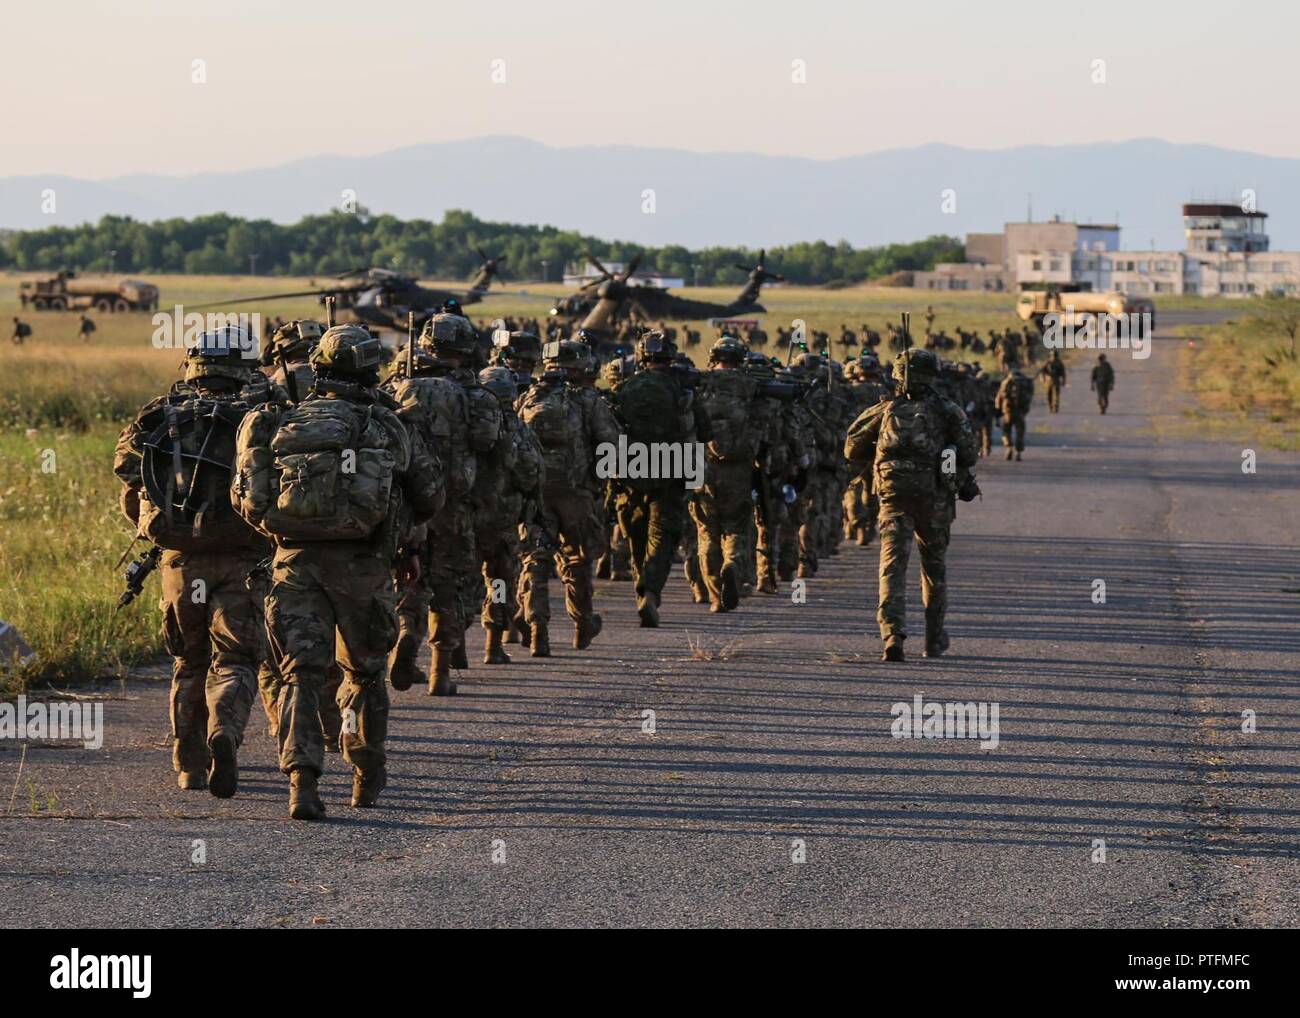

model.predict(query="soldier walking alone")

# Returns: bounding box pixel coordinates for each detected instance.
[844,349,978,662]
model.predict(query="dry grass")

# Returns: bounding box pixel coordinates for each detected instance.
[1178,318,1300,450]
[685,630,743,661]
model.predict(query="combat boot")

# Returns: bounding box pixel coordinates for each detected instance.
[451,640,469,670]
[351,766,386,808]
[177,770,207,791]
[530,622,551,657]
[637,594,660,628]
[759,575,778,594]
[483,626,511,664]
[289,769,325,821]
[856,528,871,548]
[574,613,603,650]
[611,568,633,582]
[389,632,423,692]
[516,614,531,648]
[1015,451,1022,461]
[595,556,612,580]
[207,731,238,800]
[720,564,740,612]
[923,632,950,659]
[1005,448,1014,461]
[882,637,905,663]
[429,648,458,696]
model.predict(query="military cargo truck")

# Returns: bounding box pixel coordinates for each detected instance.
[1016,285,1154,333]
[17,271,159,312]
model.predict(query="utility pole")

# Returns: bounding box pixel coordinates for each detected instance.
[107,249,117,275]
[541,259,549,283]
[249,252,259,276]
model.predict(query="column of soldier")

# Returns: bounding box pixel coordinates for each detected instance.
[114,304,1097,822]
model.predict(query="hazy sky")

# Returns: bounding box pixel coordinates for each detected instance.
[5,0,1296,178]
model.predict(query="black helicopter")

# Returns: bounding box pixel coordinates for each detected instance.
[550,249,784,331]
[191,248,509,331]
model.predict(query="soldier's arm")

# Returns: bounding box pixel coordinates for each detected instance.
[586,391,624,448]
[944,400,978,468]
[395,412,445,522]
[843,404,883,463]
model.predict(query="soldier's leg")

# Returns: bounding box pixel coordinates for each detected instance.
[616,489,651,588]
[689,491,723,609]
[640,486,688,606]
[915,499,953,654]
[265,550,334,783]
[797,489,818,577]
[1014,417,1026,453]
[318,658,344,752]
[716,464,753,609]
[159,552,211,787]
[777,498,802,581]
[875,500,917,650]
[327,556,395,803]
[609,518,633,580]
[391,534,431,690]
[552,488,603,647]
[201,554,264,796]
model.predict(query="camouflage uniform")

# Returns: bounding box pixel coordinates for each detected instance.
[517,340,622,650]
[844,348,978,661]
[114,329,280,796]
[842,358,889,546]
[234,325,443,818]
[690,338,761,612]
[385,314,500,695]
[995,369,1033,459]
[1040,351,1067,413]
[743,355,802,593]
[257,319,342,744]
[474,367,545,663]
[1091,354,1115,413]
[612,332,710,626]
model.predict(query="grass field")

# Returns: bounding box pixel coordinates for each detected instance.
[0,271,1263,692]
[1177,313,1300,450]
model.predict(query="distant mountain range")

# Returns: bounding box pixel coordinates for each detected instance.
[3,135,1295,250]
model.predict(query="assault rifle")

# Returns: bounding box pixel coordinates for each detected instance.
[116,545,162,610]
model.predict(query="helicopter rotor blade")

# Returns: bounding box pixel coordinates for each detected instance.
[622,252,643,280]
[186,289,332,310]
[584,248,613,280]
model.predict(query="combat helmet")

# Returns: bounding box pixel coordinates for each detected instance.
[185,326,257,385]
[893,347,940,394]
[262,319,323,366]
[708,335,748,366]
[541,339,590,380]
[419,312,478,358]
[743,351,775,380]
[636,330,676,365]
[478,365,518,404]
[504,330,542,368]
[309,324,383,384]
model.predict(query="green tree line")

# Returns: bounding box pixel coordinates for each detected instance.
[0,209,962,286]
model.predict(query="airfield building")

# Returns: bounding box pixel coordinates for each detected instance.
[914,204,1299,297]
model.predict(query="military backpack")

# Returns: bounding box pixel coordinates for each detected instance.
[233,396,401,543]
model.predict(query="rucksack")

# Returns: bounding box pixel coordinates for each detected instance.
[519,382,584,489]
[138,395,255,551]
[233,396,399,542]
[387,374,475,500]
[697,370,757,462]
[872,395,947,497]
[615,370,688,445]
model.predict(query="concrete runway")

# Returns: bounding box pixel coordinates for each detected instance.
[2,312,1297,928]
